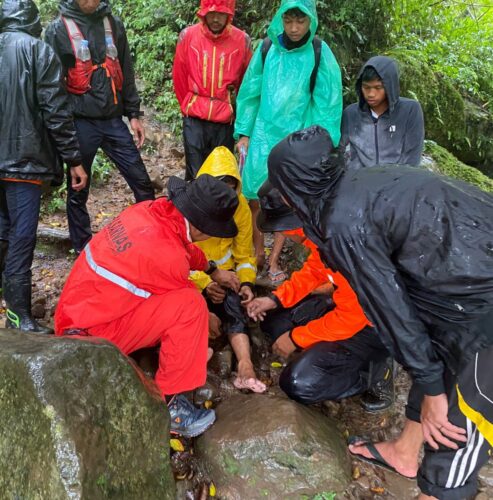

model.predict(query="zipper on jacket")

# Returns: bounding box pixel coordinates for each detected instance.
[202,51,208,89]
[211,47,216,97]
[374,120,379,165]
[218,53,225,88]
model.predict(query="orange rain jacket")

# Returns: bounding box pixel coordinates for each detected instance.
[274,229,371,349]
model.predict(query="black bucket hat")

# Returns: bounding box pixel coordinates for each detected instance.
[257,180,302,232]
[168,174,238,238]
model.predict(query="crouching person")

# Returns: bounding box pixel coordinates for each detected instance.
[55,175,240,438]
[247,183,393,410]
[190,147,265,393]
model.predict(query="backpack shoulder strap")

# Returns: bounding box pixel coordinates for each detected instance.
[103,16,115,42]
[61,16,84,55]
[310,36,322,94]
[261,37,272,67]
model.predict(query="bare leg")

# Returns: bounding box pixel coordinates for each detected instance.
[349,418,423,479]
[268,232,287,279]
[229,332,266,393]
[249,200,265,269]
[418,495,437,500]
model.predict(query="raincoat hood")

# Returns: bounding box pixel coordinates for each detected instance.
[0,0,42,37]
[198,0,235,18]
[196,147,242,193]
[59,0,111,22]
[268,126,343,241]
[267,0,318,49]
[356,56,400,112]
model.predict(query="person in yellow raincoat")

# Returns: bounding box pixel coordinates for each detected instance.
[190,147,266,393]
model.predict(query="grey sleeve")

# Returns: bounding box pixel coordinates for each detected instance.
[402,101,425,166]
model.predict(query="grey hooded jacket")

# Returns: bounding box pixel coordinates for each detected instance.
[341,56,424,170]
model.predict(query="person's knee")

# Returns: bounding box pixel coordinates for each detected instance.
[279,365,319,405]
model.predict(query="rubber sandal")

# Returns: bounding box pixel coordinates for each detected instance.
[266,269,288,285]
[348,436,417,480]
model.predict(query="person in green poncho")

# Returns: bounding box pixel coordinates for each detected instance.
[234,0,342,284]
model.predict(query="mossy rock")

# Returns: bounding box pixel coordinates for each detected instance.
[0,329,175,499]
[423,140,493,193]
[389,49,493,176]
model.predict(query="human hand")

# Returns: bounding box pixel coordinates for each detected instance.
[421,393,467,450]
[70,165,88,191]
[205,282,226,304]
[272,332,296,359]
[246,296,277,322]
[236,136,249,154]
[208,312,222,339]
[130,118,145,148]
[239,285,255,305]
[211,268,240,293]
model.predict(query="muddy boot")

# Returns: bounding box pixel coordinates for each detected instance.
[0,240,8,297]
[360,357,394,413]
[3,273,53,334]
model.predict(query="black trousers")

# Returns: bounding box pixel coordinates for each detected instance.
[182,117,235,181]
[204,288,247,335]
[68,117,155,252]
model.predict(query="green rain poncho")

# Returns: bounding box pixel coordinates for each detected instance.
[234,0,342,200]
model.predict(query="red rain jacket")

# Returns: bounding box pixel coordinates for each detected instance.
[274,230,372,349]
[172,0,251,124]
[55,198,208,334]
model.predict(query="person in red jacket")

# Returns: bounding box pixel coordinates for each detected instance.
[55,174,240,438]
[247,183,393,409]
[172,0,252,180]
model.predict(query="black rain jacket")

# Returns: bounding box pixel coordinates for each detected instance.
[44,0,141,120]
[0,0,81,184]
[268,126,493,396]
[341,56,424,169]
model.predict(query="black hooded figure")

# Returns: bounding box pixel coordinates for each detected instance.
[268,125,493,500]
[0,0,84,334]
[341,56,425,169]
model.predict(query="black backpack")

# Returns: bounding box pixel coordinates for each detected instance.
[260,36,322,94]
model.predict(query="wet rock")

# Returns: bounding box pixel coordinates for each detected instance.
[147,164,165,192]
[209,348,233,378]
[32,296,47,319]
[478,459,493,492]
[0,329,175,499]
[194,375,222,407]
[196,393,351,499]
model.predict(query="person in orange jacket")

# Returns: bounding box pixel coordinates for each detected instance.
[247,183,393,409]
[55,174,240,438]
[172,0,252,181]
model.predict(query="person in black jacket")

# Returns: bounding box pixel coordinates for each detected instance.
[341,56,424,169]
[0,0,87,333]
[45,0,155,253]
[268,126,493,500]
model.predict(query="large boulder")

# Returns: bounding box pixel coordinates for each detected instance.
[196,393,351,499]
[0,329,175,499]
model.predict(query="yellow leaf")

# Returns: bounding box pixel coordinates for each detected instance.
[209,482,216,497]
[271,362,283,369]
[204,400,213,409]
[352,466,361,479]
[169,438,184,452]
[371,487,385,494]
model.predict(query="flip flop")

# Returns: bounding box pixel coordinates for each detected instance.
[348,436,417,481]
[266,269,288,285]
[233,376,267,394]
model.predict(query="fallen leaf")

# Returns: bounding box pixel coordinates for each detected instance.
[271,362,283,369]
[352,466,361,479]
[170,439,184,452]
[204,400,213,409]
[371,486,385,494]
[209,482,216,497]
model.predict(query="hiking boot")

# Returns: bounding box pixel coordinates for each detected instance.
[3,272,53,334]
[168,394,216,438]
[361,357,394,413]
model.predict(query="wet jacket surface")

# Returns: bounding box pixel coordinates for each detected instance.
[44,0,141,120]
[190,147,256,290]
[0,0,81,183]
[274,230,371,349]
[55,198,208,334]
[341,56,424,169]
[172,5,252,124]
[234,0,342,200]
[269,127,493,396]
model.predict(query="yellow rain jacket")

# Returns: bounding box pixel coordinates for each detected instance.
[190,147,257,291]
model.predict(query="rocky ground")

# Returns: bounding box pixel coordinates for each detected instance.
[3,114,492,500]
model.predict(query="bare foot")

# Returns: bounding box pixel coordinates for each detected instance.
[349,440,419,479]
[207,347,214,362]
[233,360,266,393]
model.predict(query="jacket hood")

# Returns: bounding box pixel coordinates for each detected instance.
[59,0,111,22]
[267,126,343,242]
[198,0,235,19]
[196,146,242,193]
[267,0,318,50]
[356,56,400,112]
[0,0,42,37]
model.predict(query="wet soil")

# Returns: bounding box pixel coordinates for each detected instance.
[3,115,491,500]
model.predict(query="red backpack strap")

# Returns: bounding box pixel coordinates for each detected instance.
[103,16,117,52]
[61,16,86,56]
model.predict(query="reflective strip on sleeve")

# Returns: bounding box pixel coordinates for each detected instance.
[236,263,256,272]
[214,249,232,266]
[85,244,151,299]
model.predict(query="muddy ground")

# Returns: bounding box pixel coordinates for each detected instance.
[3,115,491,500]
